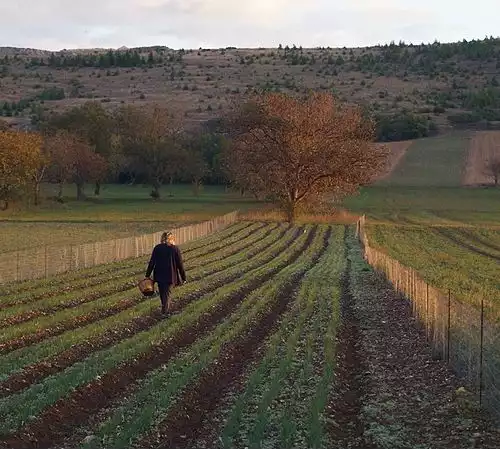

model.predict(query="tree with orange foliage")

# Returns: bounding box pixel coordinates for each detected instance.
[223,92,388,222]
[44,130,107,201]
[0,130,43,210]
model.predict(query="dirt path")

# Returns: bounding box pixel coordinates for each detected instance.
[349,239,500,449]
[325,243,376,449]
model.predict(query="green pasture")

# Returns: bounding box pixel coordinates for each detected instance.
[0,184,260,252]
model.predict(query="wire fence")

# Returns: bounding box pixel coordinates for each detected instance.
[356,215,500,422]
[0,211,239,284]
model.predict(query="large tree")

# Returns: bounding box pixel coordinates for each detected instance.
[46,101,113,195]
[116,105,184,199]
[181,131,210,195]
[0,130,43,210]
[43,130,107,201]
[223,92,388,222]
[43,131,77,202]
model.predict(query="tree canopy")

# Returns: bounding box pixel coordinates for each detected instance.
[223,92,388,221]
[0,131,43,209]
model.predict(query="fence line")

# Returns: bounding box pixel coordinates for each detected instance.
[357,215,500,423]
[0,211,239,284]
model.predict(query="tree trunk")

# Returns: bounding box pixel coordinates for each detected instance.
[285,202,296,224]
[192,179,201,196]
[495,174,498,187]
[57,182,64,202]
[151,180,161,199]
[76,182,86,201]
[34,182,41,206]
[94,181,101,196]
[0,200,8,211]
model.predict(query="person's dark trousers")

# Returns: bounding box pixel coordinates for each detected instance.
[157,282,173,313]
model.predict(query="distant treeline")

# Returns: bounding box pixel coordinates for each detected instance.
[23,49,183,69]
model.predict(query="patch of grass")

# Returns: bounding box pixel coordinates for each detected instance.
[379,133,470,187]
[0,184,261,252]
[345,186,500,227]
[366,224,500,308]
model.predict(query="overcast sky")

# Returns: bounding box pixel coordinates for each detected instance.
[0,0,498,51]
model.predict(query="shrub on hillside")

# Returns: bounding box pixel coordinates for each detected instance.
[376,112,435,141]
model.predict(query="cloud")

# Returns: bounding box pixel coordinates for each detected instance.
[0,1,498,50]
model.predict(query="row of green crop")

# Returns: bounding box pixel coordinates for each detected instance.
[0,223,286,366]
[0,221,257,306]
[80,226,330,449]
[0,222,275,325]
[0,226,315,435]
[437,227,500,258]
[217,228,345,449]
[367,224,500,307]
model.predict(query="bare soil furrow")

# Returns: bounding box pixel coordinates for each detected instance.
[325,230,375,449]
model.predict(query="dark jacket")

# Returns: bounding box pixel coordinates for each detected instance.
[145,243,186,285]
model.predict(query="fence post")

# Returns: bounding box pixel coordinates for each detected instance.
[479,298,484,406]
[447,288,451,363]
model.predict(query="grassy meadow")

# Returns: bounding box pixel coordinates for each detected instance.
[345,132,500,227]
[0,184,260,252]
[345,132,500,310]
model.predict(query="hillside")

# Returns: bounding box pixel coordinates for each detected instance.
[1,38,500,136]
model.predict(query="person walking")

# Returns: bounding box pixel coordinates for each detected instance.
[145,231,186,315]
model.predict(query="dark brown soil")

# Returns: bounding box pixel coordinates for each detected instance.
[325,229,376,449]
[134,227,330,449]
[0,224,287,397]
[0,226,310,449]
[0,297,146,355]
[353,246,500,449]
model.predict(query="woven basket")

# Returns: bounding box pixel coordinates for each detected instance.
[138,278,155,297]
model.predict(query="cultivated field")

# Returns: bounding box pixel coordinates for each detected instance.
[366,224,500,309]
[463,131,500,186]
[346,131,500,226]
[375,140,413,181]
[1,220,500,448]
[377,132,470,187]
[0,222,347,449]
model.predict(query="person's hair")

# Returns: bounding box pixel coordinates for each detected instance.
[161,231,174,244]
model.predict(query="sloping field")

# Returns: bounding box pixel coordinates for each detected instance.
[463,131,500,186]
[375,140,414,181]
[380,133,470,187]
[0,222,347,449]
